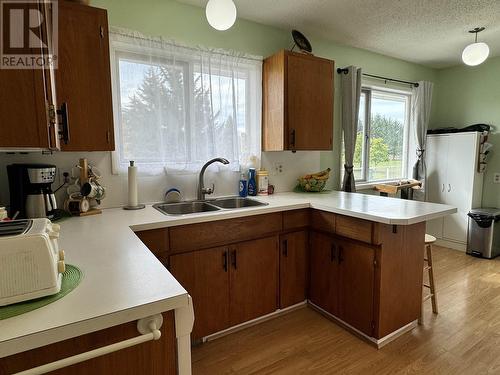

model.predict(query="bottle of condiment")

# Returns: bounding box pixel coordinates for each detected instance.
[248,168,257,196]
[257,169,269,196]
[239,173,248,197]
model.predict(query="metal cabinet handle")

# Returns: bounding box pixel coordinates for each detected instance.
[222,250,228,272]
[57,102,70,145]
[231,249,237,270]
[441,184,445,192]
[282,239,288,257]
[448,184,451,192]
[330,244,336,262]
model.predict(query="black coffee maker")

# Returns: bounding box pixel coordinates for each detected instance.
[7,164,58,219]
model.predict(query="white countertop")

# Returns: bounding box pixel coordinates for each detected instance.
[0,191,455,357]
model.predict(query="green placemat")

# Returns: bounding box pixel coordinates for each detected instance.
[0,264,83,320]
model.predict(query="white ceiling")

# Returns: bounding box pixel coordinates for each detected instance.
[178,0,500,69]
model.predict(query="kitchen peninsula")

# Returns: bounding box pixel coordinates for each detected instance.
[0,191,455,374]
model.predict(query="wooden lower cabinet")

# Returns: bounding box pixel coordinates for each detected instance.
[309,231,339,315]
[337,239,375,336]
[230,236,279,325]
[309,232,376,336]
[170,246,230,340]
[280,231,308,308]
[0,312,177,375]
[170,236,279,339]
[135,229,169,266]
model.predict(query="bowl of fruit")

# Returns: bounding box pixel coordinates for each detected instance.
[296,168,331,192]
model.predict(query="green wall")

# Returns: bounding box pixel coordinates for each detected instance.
[432,56,500,208]
[91,0,437,189]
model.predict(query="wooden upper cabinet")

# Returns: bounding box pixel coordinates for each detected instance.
[262,50,334,151]
[0,1,59,150]
[56,1,115,151]
[0,69,52,149]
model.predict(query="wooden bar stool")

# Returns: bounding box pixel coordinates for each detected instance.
[419,234,438,324]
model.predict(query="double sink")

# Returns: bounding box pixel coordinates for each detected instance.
[153,196,268,215]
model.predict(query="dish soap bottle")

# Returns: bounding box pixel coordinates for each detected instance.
[248,168,257,196]
[239,173,248,197]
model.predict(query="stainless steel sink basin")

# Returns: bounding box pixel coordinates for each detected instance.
[153,201,221,215]
[153,197,268,215]
[210,197,268,209]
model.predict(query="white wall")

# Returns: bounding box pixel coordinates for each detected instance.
[0,150,322,210]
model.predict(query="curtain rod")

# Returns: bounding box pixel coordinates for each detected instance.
[336,67,419,88]
[109,27,263,62]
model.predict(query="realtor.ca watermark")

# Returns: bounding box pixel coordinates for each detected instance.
[0,0,58,69]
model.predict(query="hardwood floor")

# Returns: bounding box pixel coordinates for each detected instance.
[192,246,500,374]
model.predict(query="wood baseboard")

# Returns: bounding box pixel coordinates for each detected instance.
[308,302,417,349]
[203,302,307,343]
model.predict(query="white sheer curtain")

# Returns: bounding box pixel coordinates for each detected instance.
[109,28,262,175]
[411,81,433,200]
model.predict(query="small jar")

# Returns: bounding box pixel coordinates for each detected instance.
[257,170,269,196]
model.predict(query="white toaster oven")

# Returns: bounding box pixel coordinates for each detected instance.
[0,218,66,306]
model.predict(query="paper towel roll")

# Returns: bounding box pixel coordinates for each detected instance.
[128,161,138,207]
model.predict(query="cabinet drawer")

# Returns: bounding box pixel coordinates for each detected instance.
[310,210,335,233]
[335,215,373,244]
[169,213,283,253]
[283,209,310,230]
[135,228,169,256]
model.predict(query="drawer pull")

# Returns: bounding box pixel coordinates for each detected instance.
[282,239,288,257]
[222,250,228,272]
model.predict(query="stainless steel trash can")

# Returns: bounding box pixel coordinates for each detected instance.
[467,208,500,259]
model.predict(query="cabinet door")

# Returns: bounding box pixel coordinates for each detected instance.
[170,247,230,340]
[309,231,339,315]
[286,52,333,150]
[338,240,375,336]
[57,1,114,151]
[425,135,448,238]
[442,133,477,243]
[280,231,308,308]
[230,236,279,326]
[0,69,50,148]
[426,135,449,204]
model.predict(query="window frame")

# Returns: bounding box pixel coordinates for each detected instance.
[108,36,262,175]
[356,85,412,184]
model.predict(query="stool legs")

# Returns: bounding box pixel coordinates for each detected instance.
[419,243,438,324]
[426,244,438,314]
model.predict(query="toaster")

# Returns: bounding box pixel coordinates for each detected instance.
[0,218,66,306]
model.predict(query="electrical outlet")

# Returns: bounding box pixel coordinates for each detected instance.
[273,162,284,175]
[494,173,500,184]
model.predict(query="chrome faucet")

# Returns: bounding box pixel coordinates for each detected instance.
[197,157,230,200]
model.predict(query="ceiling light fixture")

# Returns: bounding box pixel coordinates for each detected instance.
[462,27,489,66]
[205,0,237,31]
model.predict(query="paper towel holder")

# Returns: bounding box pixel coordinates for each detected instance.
[123,160,146,210]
